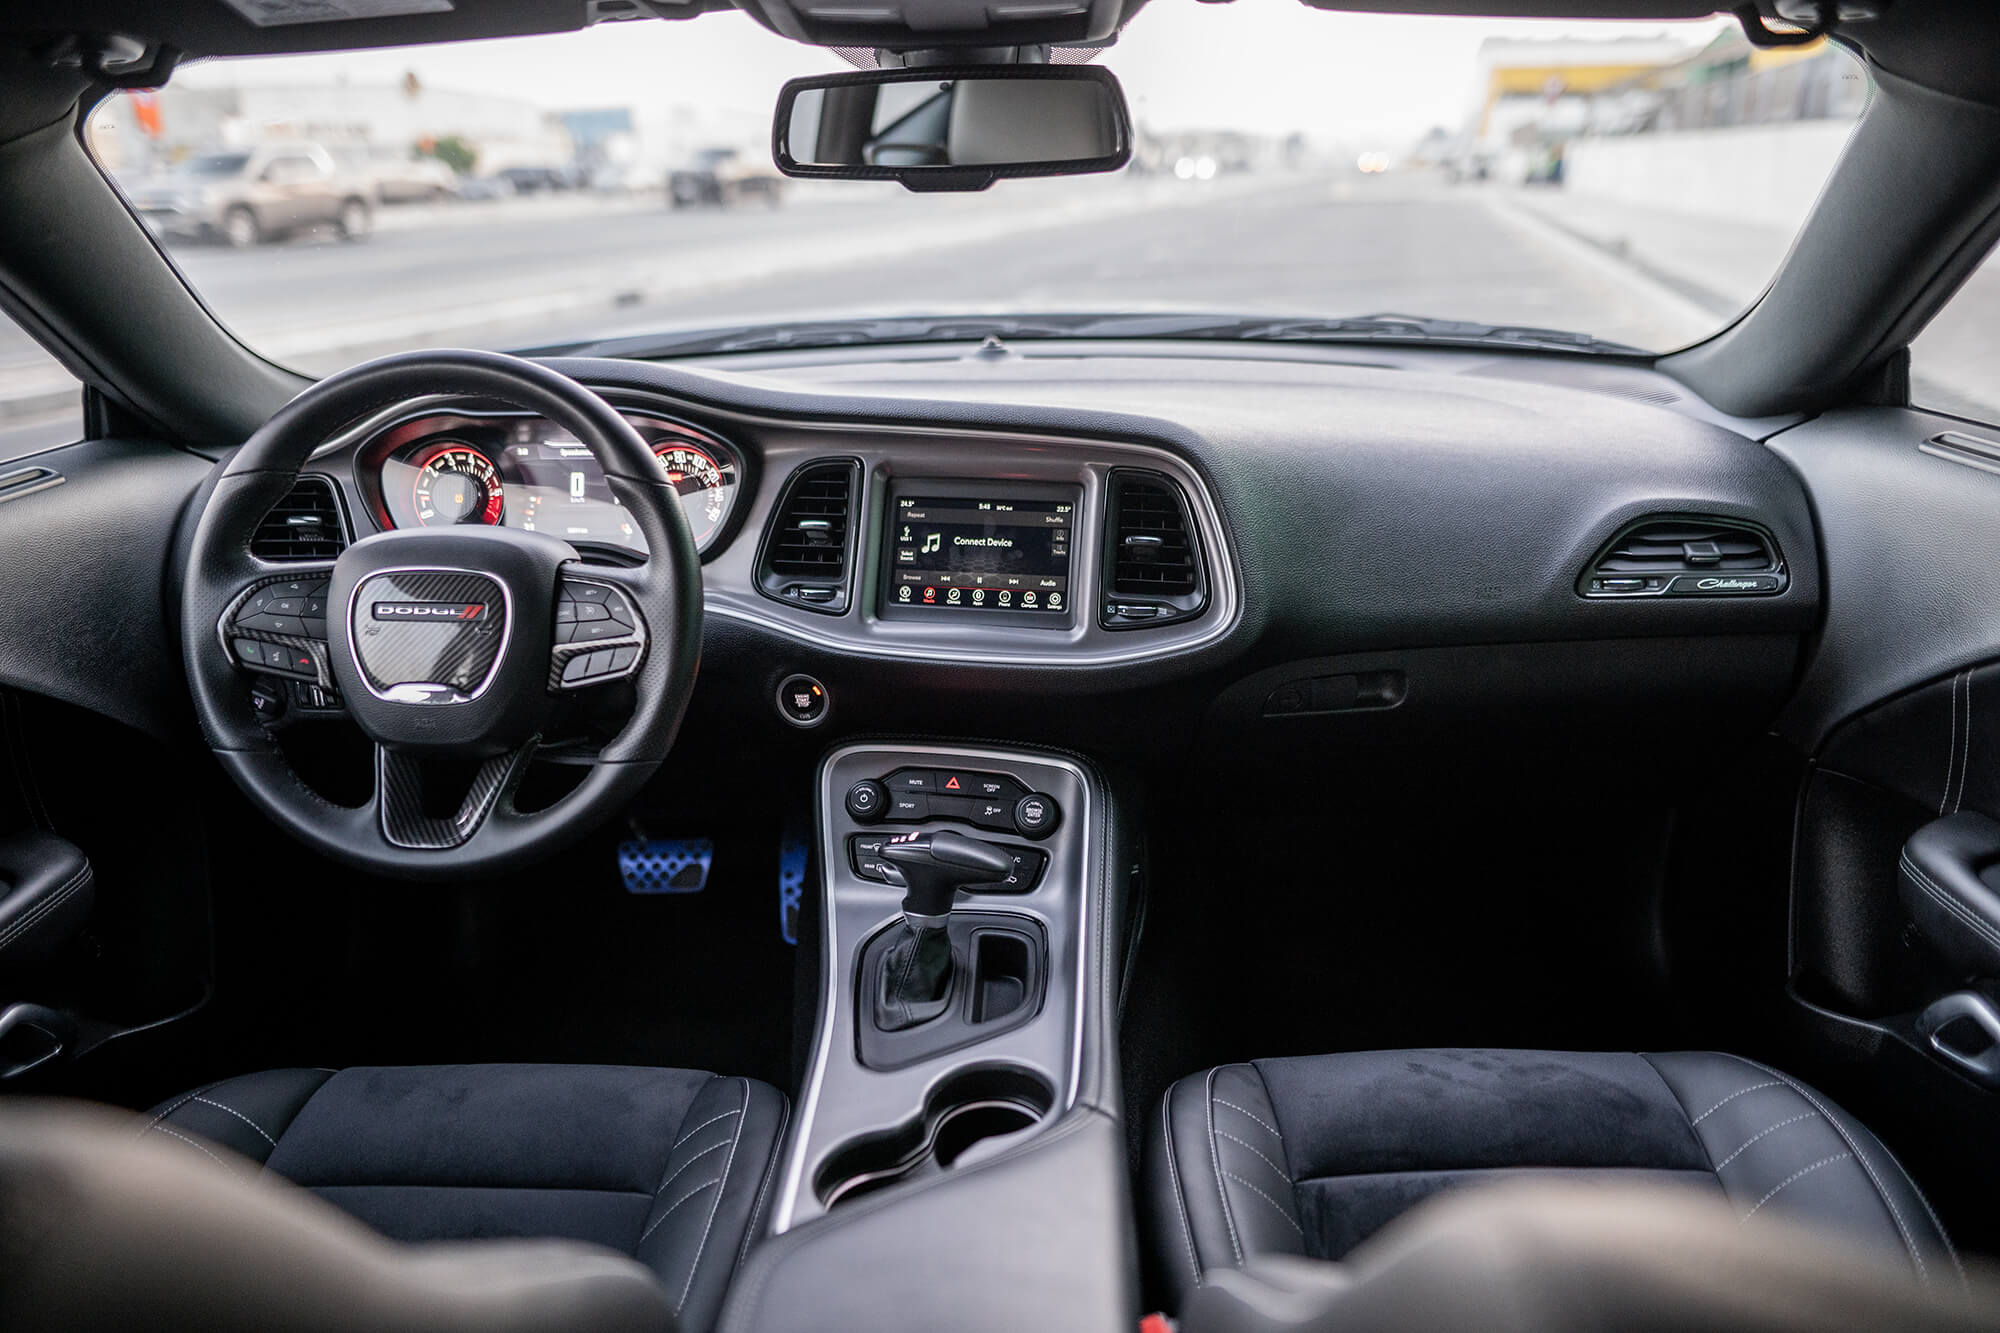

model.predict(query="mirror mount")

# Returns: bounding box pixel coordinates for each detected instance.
[772,64,1131,194]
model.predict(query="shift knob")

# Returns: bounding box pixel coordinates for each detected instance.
[880,829,1015,920]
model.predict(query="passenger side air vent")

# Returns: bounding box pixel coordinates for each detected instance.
[1580,516,1785,599]
[1101,469,1206,628]
[250,474,347,562]
[758,459,860,614]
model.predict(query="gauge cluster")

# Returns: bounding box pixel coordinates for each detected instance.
[366,411,744,559]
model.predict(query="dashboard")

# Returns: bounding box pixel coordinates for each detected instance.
[320,388,1239,669]
[358,409,745,559]
[285,347,1824,698]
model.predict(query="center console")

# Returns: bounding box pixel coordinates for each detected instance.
[773,742,1101,1233]
[725,739,1133,1330]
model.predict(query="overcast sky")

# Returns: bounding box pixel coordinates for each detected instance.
[178,0,1728,143]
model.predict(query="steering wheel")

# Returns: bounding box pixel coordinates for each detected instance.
[179,349,702,881]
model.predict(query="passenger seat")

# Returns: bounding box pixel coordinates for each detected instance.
[1144,1048,1962,1310]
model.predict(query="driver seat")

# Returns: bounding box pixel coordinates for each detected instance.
[139,1063,788,1333]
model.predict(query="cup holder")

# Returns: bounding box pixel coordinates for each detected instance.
[815,1065,1054,1209]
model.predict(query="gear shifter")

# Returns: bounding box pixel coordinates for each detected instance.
[872,830,1015,1030]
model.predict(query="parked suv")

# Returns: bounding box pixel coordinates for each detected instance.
[128,144,372,247]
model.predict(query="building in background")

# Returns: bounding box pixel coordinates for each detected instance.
[89,79,579,180]
[1455,35,1693,182]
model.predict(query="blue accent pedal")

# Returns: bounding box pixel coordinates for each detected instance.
[618,837,713,894]
[778,822,809,946]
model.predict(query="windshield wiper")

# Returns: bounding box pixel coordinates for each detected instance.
[524,311,1645,360]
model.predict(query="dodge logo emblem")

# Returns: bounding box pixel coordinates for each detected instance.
[373,602,488,621]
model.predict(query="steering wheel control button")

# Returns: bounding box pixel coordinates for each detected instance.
[1014,792,1061,839]
[551,580,643,669]
[232,638,262,666]
[846,779,888,822]
[776,673,829,727]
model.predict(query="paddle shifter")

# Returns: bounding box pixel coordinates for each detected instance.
[873,830,1015,1030]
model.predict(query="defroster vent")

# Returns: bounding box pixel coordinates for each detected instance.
[1581,516,1785,598]
[1102,470,1205,628]
[251,475,347,562]
[758,459,859,614]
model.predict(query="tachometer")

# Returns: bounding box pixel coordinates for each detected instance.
[410,443,504,527]
[653,439,730,549]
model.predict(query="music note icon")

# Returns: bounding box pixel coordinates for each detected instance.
[921,532,941,553]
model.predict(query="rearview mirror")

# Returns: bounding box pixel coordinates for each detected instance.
[773,66,1131,193]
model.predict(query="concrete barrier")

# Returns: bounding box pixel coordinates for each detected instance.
[1563,120,1856,231]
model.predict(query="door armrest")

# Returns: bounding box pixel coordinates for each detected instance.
[0,831,93,976]
[1898,811,2000,979]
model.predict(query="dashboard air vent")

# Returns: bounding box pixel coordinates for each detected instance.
[1101,470,1206,628]
[758,459,859,614]
[1581,516,1785,598]
[251,475,346,562]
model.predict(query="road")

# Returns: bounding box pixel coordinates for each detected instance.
[0,172,1811,457]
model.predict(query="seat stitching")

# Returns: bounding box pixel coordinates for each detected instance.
[734,1096,791,1272]
[1205,1067,1244,1265]
[1215,1129,1292,1187]
[191,1096,279,1148]
[153,1125,242,1177]
[1213,1098,1281,1140]
[1713,1112,1816,1170]
[638,1176,720,1245]
[1690,1080,1782,1125]
[1954,671,1974,814]
[677,1077,749,1311]
[1721,1054,1930,1285]
[670,1107,742,1151]
[1222,1172,1305,1237]
[1160,1089,1203,1288]
[1741,1152,1851,1221]
[1902,855,2000,953]
[138,1085,217,1138]
[1942,669,1961,817]
[652,1138,730,1196]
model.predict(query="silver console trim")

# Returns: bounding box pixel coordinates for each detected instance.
[320,386,1241,668]
[773,742,1095,1235]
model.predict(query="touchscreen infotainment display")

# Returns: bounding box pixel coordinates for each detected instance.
[884,485,1078,623]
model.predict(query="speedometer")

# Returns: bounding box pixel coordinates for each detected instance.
[411,443,504,527]
[652,439,731,549]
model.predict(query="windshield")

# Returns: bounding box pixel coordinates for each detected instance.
[80,5,1869,375]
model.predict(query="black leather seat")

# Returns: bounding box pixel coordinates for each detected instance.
[142,1064,788,1333]
[1145,1048,1962,1310]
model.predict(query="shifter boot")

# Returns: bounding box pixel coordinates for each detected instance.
[877,922,954,1030]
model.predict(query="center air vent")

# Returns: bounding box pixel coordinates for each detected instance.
[251,475,347,562]
[1101,470,1206,628]
[758,459,859,614]
[1581,516,1785,598]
